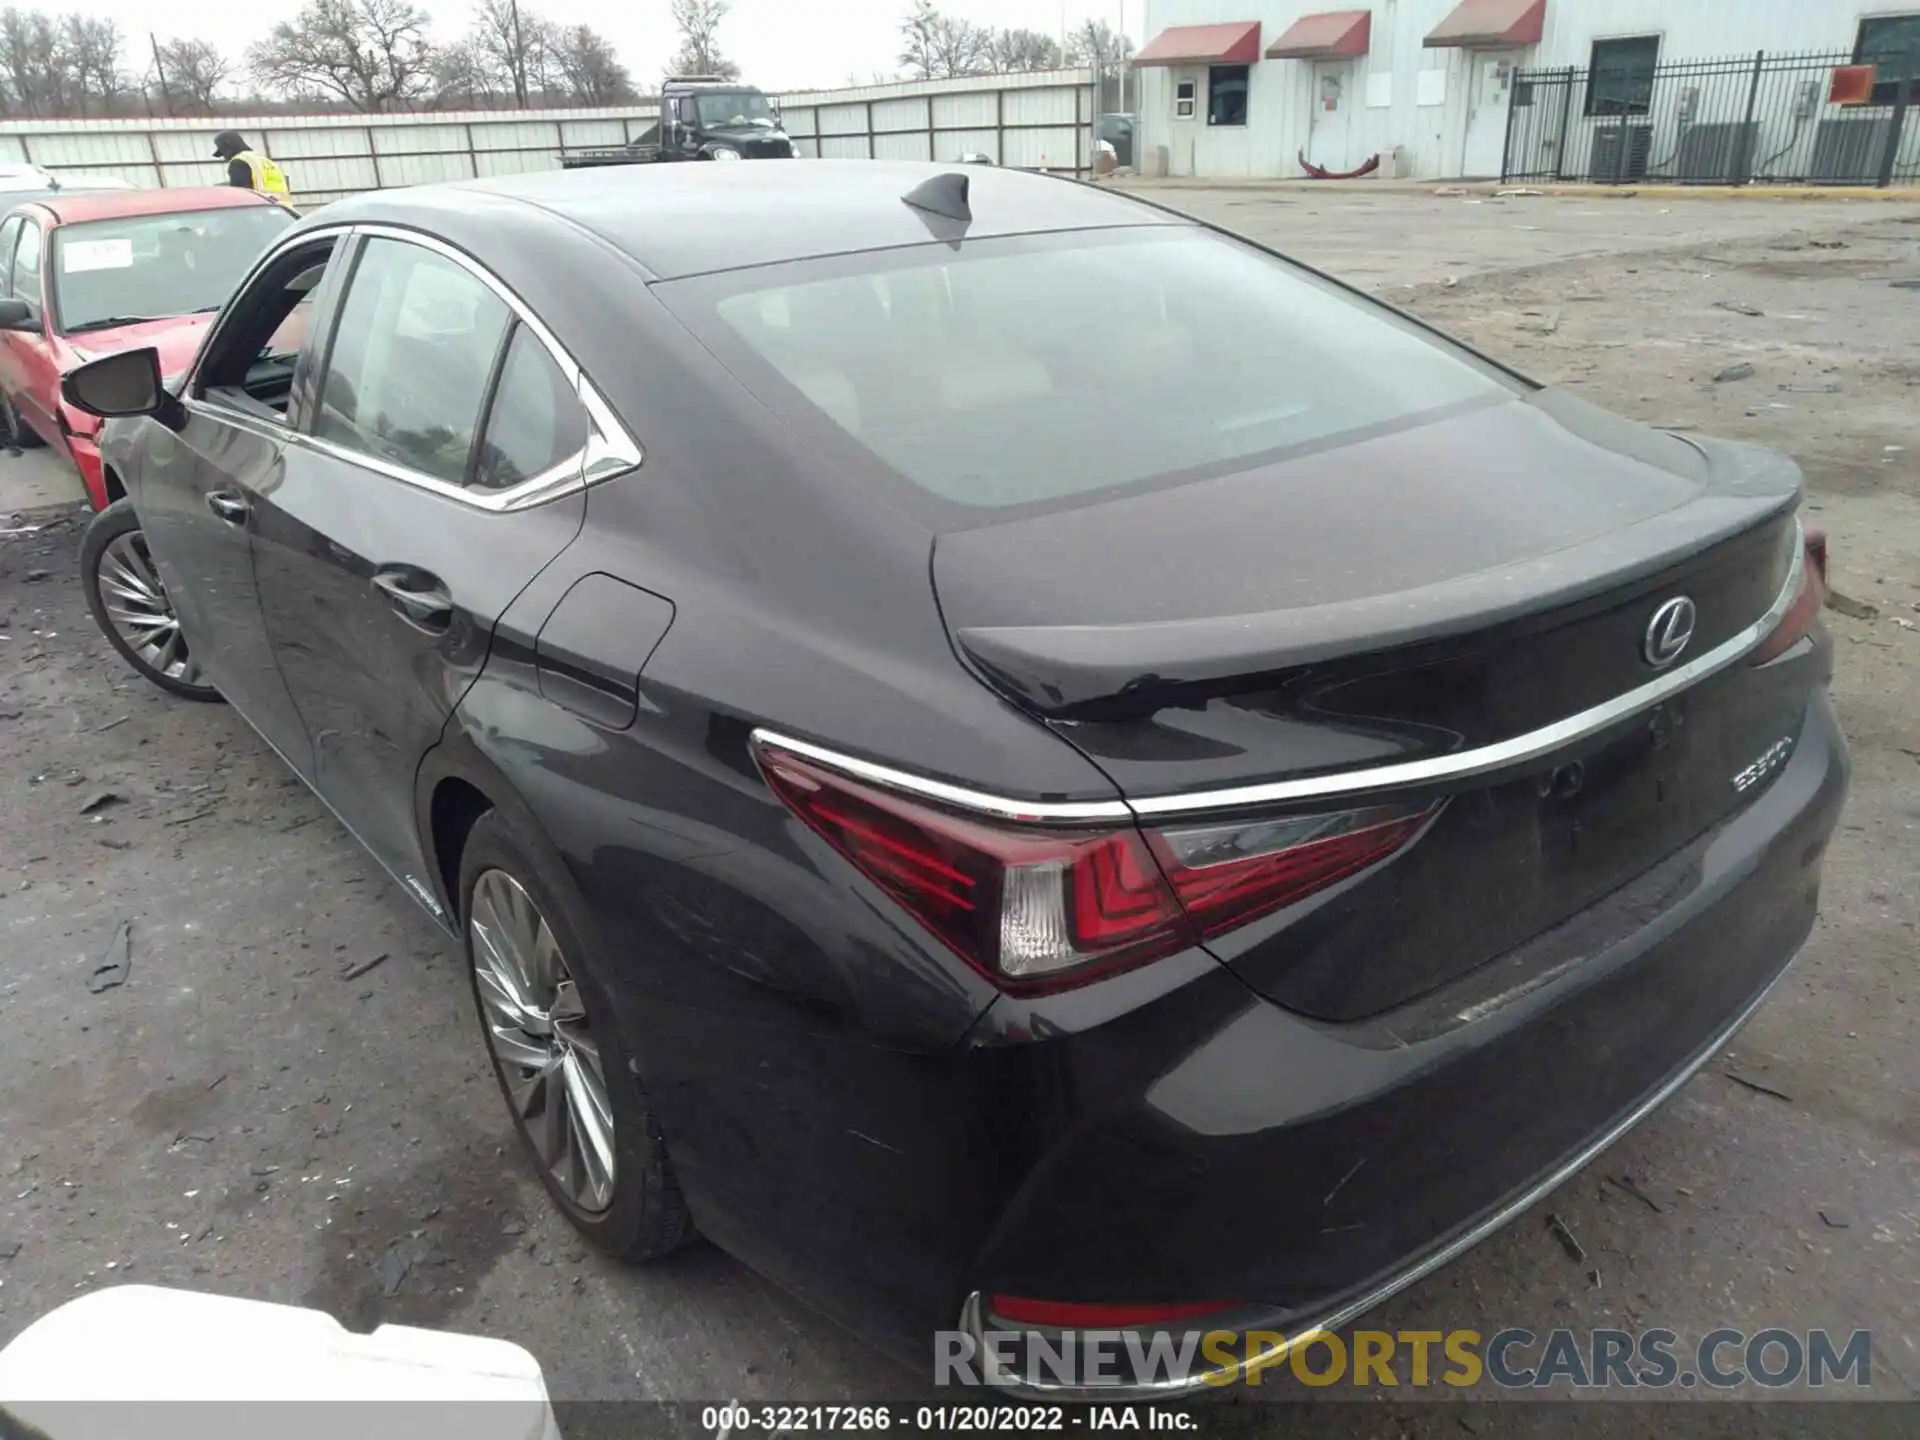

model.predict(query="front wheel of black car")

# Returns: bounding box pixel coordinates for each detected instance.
[459,810,694,1261]
[81,499,222,702]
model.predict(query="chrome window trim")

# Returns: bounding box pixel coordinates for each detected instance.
[753,522,1806,824]
[188,221,643,514]
[184,221,355,405]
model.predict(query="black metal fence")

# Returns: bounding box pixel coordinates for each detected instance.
[1503,50,1920,187]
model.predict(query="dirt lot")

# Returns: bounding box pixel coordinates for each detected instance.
[1,186,1915,1430]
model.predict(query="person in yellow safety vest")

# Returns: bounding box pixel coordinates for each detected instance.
[212,131,293,206]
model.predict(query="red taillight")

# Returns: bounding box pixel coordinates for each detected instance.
[1753,524,1827,666]
[754,740,1434,994]
[1149,804,1437,941]
[989,1296,1240,1329]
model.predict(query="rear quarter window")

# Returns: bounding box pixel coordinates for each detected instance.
[660,227,1517,518]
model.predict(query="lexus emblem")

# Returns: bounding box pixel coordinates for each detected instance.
[1643,597,1697,669]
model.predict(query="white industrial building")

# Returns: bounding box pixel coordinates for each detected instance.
[1130,1,1920,180]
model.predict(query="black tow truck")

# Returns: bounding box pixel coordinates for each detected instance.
[561,77,799,167]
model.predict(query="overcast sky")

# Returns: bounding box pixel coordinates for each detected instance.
[88,0,1140,96]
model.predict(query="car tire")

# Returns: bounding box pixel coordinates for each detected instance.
[2,391,45,448]
[80,498,223,702]
[459,809,695,1262]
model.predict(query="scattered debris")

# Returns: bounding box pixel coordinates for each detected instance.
[1826,591,1881,621]
[0,1240,19,1260]
[378,1244,412,1298]
[1819,1208,1851,1230]
[1780,381,1841,393]
[96,837,131,851]
[0,524,42,537]
[172,1132,215,1147]
[1723,1069,1795,1103]
[337,952,390,982]
[1538,307,1562,335]
[1588,1268,1603,1290]
[1896,617,1917,631]
[500,1215,527,1237]
[1607,1175,1665,1214]
[165,807,221,827]
[206,1073,228,1092]
[1808,238,1846,249]
[23,569,49,582]
[92,715,131,733]
[1889,278,1920,290]
[1713,300,1764,317]
[1433,185,1469,197]
[1546,1213,1587,1263]
[78,791,127,816]
[1496,187,1545,197]
[1713,362,1756,383]
[87,920,132,993]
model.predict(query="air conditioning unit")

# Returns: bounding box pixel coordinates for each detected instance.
[1587,123,1652,181]
[1672,121,1758,184]
[1808,116,1891,183]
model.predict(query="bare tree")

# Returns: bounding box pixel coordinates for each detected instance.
[428,36,490,108]
[59,15,120,115]
[898,1,989,81]
[988,27,1063,74]
[247,0,435,113]
[668,0,738,81]
[467,0,555,106]
[553,24,633,105]
[154,37,230,115]
[1066,18,1134,70]
[0,8,65,116]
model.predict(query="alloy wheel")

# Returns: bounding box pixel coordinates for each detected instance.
[96,531,207,688]
[469,868,617,1214]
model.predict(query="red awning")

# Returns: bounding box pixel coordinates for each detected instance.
[1424,0,1545,48]
[1132,22,1262,68]
[1266,11,1371,61]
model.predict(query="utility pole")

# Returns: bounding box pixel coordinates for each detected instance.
[148,32,171,117]
[508,0,528,107]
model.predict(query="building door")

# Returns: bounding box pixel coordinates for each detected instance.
[1308,62,1353,169]
[1172,70,1199,176]
[1461,50,1522,177]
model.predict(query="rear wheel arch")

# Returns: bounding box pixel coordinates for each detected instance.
[415,729,566,925]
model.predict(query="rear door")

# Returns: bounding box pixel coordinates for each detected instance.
[250,228,594,903]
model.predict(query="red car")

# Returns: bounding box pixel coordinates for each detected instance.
[0,187,294,510]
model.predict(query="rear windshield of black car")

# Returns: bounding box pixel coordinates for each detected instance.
[657,226,1518,515]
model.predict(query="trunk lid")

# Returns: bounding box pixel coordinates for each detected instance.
[932,391,1809,1018]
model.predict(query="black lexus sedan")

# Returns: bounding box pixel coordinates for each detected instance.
[66,161,1846,1395]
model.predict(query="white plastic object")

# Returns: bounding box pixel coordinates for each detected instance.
[0,1284,560,1440]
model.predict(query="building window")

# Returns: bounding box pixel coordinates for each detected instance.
[1585,35,1660,117]
[1856,14,1920,106]
[1175,78,1196,119]
[1208,64,1249,126]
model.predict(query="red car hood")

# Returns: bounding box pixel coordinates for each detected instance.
[63,313,214,374]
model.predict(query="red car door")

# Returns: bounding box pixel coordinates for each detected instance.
[0,211,64,454]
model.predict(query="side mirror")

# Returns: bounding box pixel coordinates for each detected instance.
[61,346,165,419]
[0,296,36,330]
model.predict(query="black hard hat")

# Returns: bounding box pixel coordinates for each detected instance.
[212,131,247,159]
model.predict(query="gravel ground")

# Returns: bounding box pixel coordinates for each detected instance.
[0,186,1914,1432]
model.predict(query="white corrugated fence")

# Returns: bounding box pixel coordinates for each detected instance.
[0,70,1099,205]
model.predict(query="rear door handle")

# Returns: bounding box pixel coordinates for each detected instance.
[371,567,453,633]
[205,490,250,525]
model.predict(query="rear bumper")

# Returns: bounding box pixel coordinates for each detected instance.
[956,695,1848,1396]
